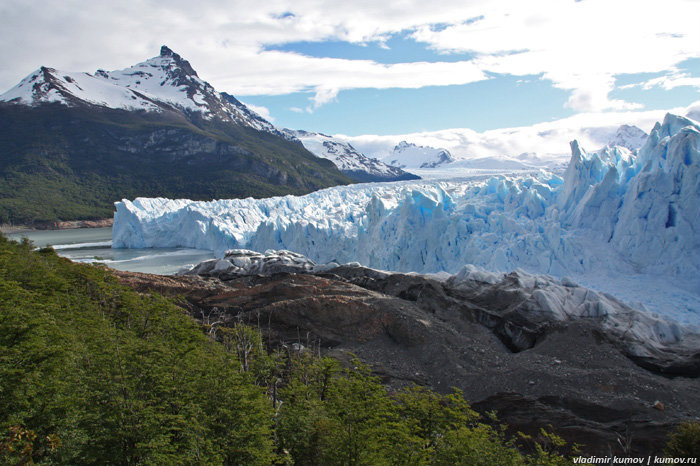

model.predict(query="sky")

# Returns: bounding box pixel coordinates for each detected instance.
[0,0,698,139]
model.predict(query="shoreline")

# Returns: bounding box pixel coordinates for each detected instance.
[0,218,114,234]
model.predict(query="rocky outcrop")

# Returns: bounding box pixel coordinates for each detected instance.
[114,255,700,456]
[188,249,320,278]
[179,250,700,378]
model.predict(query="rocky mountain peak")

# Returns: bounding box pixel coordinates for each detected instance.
[160,45,175,57]
[156,45,198,78]
[394,140,413,151]
[383,140,454,169]
[608,124,647,151]
[0,47,285,132]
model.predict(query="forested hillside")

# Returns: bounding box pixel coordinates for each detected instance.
[0,104,351,226]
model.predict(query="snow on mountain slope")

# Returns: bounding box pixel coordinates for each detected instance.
[0,46,282,136]
[380,141,454,169]
[282,129,418,181]
[0,66,162,110]
[113,113,700,324]
[607,124,647,151]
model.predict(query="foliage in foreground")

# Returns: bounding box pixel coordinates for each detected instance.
[0,236,272,465]
[664,422,700,459]
[0,234,578,464]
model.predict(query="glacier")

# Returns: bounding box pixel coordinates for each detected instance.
[113,113,700,325]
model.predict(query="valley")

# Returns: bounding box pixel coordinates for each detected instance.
[1,14,699,461]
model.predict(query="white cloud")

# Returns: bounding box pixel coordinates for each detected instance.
[0,0,698,114]
[564,79,643,112]
[240,101,274,122]
[409,0,700,111]
[208,51,488,97]
[641,74,700,91]
[310,87,338,109]
[619,68,700,92]
[336,101,699,161]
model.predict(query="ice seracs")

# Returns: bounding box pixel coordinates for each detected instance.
[112,113,700,325]
[611,114,700,277]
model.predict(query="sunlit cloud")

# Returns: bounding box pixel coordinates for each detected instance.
[410,0,700,111]
[640,74,700,91]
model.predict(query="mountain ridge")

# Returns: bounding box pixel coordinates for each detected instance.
[282,129,420,182]
[1,45,281,132]
[382,140,455,169]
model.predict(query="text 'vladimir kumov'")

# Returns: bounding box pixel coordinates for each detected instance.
[574,457,698,464]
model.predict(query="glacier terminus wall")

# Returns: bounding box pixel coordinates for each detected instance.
[113,114,700,325]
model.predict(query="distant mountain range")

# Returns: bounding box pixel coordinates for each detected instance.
[0,46,413,225]
[339,117,663,172]
[496,124,649,169]
[281,130,419,182]
[380,141,455,169]
[606,124,648,151]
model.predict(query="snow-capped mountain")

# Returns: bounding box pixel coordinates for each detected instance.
[282,130,419,182]
[0,46,421,182]
[0,46,282,136]
[381,141,454,169]
[113,113,700,325]
[607,124,647,151]
[0,47,355,224]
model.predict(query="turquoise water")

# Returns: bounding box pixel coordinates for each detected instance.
[5,227,214,275]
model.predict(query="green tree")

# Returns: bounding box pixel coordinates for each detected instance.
[0,235,274,464]
[665,422,700,459]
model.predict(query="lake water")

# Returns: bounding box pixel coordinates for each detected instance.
[4,227,215,275]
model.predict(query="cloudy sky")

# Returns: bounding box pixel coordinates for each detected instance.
[1,0,698,137]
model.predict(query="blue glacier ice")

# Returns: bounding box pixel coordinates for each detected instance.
[113,114,700,325]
